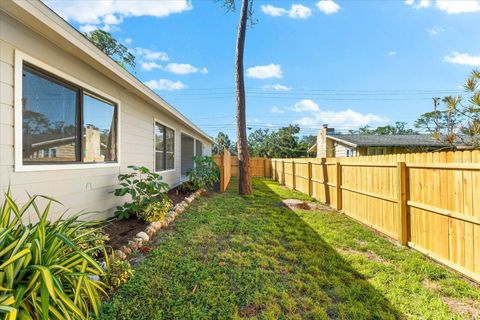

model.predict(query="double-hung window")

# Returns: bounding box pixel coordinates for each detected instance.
[21,63,117,165]
[155,122,175,172]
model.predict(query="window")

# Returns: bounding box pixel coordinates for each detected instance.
[21,64,117,165]
[195,140,203,157]
[155,122,175,171]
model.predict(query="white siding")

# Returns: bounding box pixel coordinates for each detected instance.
[0,11,211,221]
[334,143,357,158]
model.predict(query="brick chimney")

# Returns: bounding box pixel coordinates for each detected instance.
[316,124,335,158]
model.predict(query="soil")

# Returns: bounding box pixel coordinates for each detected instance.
[104,186,194,249]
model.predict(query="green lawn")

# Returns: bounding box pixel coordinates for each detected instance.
[100,178,480,320]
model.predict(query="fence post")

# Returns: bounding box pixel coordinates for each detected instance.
[307,161,312,196]
[263,158,267,178]
[292,160,296,190]
[335,161,342,211]
[397,161,408,245]
[220,152,225,192]
[282,160,285,185]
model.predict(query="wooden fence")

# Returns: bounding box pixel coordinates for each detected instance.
[272,150,480,283]
[213,149,232,192]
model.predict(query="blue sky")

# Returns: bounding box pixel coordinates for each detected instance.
[44,0,480,139]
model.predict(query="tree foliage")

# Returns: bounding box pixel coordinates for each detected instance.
[84,29,136,70]
[212,132,233,154]
[415,70,480,147]
[349,122,417,135]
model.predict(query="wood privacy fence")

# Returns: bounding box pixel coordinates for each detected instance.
[272,150,480,283]
[212,149,232,192]
[213,155,272,192]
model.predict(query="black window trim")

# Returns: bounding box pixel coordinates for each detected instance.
[155,121,175,172]
[22,62,118,165]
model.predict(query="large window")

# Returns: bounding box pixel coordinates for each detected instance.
[155,122,175,171]
[195,140,203,157]
[22,64,117,164]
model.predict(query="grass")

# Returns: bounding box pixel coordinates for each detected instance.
[99,178,480,319]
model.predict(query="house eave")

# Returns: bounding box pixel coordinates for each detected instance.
[1,0,213,144]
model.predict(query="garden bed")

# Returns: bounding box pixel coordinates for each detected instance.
[104,185,194,250]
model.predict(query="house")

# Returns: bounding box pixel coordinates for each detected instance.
[309,125,449,158]
[0,0,213,220]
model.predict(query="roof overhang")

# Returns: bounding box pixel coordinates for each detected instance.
[326,135,358,148]
[1,0,213,143]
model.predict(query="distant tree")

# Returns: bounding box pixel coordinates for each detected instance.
[351,122,417,135]
[84,29,135,70]
[212,132,233,154]
[248,129,272,157]
[415,70,480,147]
[222,0,255,195]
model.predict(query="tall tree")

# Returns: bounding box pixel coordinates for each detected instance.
[84,29,136,70]
[212,132,233,154]
[415,70,480,147]
[223,0,254,195]
[351,122,417,135]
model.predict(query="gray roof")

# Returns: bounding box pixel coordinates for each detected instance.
[328,134,449,147]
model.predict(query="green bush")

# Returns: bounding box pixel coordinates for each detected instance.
[186,156,220,191]
[138,198,173,223]
[0,192,108,320]
[177,181,197,193]
[103,251,134,289]
[114,165,170,220]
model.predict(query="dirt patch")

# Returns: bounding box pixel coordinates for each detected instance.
[104,218,146,250]
[440,296,480,320]
[167,186,193,205]
[239,304,263,318]
[337,247,388,263]
[280,199,325,211]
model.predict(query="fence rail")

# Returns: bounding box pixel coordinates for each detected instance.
[272,150,480,283]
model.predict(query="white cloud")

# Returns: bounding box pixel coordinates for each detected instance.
[44,0,192,25]
[124,38,133,45]
[271,106,285,114]
[164,63,208,75]
[316,0,341,14]
[262,84,291,91]
[405,0,480,13]
[296,109,388,129]
[141,62,162,71]
[444,52,480,66]
[291,99,320,112]
[145,79,187,91]
[388,51,397,56]
[404,0,431,9]
[436,0,480,14]
[246,64,282,79]
[79,24,97,33]
[427,26,445,35]
[261,4,312,19]
[135,48,169,61]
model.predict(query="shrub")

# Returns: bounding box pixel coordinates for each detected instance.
[0,192,108,319]
[114,165,169,220]
[103,251,134,289]
[186,156,220,191]
[138,198,173,223]
[73,227,110,258]
[177,181,197,193]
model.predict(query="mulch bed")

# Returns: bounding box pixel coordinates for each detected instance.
[104,186,194,249]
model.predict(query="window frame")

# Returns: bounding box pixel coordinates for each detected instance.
[14,50,121,172]
[154,119,175,173]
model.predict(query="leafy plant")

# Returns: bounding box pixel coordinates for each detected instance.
[186,156,220,191]
[137,199,173,223]
[103,251,134,289]
[0,192,108,319]
[114,165,170,220]
[177,181,197,193]
[73,227,110,258]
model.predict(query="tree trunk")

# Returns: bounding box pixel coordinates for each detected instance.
[235,0,252,195]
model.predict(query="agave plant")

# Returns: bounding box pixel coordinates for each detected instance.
[0,192,108,320]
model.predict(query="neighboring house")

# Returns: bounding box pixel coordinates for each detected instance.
[309,125,450,158]
[0,0,213,220]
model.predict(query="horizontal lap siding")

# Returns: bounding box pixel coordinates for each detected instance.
[0,12,211,221]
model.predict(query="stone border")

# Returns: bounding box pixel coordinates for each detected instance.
[114,189,204,260]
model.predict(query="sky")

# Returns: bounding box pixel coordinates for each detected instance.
[43,0,480,139]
